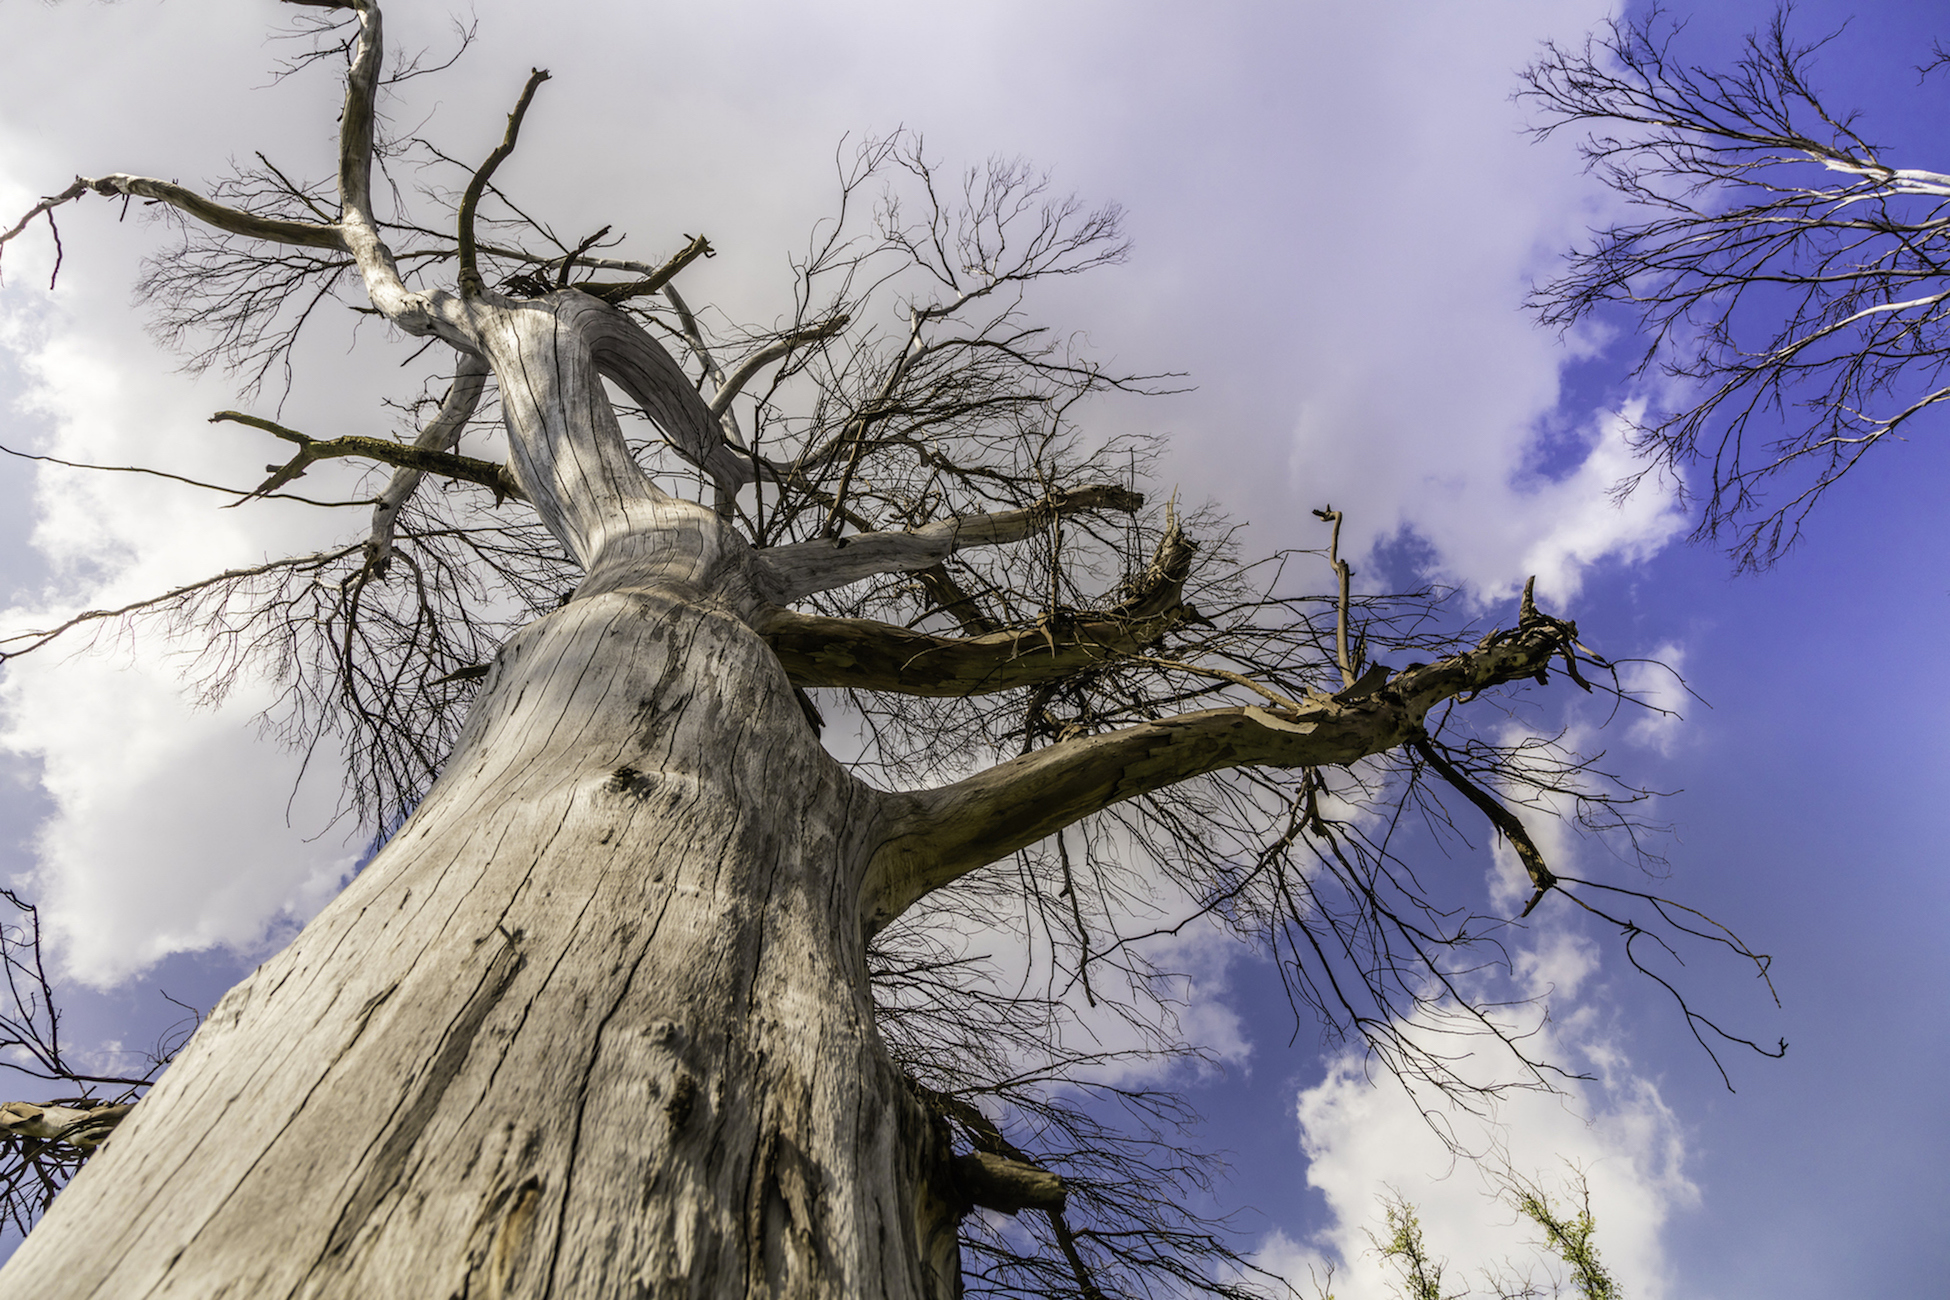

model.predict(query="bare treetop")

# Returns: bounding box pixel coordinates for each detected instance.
[1523,8,1950,569]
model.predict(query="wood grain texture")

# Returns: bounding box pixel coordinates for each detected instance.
[1,592,951,1299]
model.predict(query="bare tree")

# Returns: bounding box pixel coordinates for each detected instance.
[0,4,1776,1296]
[1522,6,1950,570]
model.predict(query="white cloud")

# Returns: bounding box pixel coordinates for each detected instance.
[1257,710,1694,1300]
[1,269,367,987]
[1277,1020,1695,1300]
[0,650,358,986]
[1264,784,1692,1300]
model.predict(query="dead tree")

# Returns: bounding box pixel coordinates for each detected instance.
[0,3,1776,1295]
[1523,7,1950,569]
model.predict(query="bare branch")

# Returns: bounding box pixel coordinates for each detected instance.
[950,1151,1067,1215]
[75,175,343,250]
[327,0,464,337]
[1411,733,1557,916]
[574,233,712,304]
[1522,9,1950,566]
[457,68,551,296]
[209,410,523,501]
[707,314,851,418]
[577,299,746,501]
[0,888,189,1234]
[864,610,1578,932]
[0,440,375,508]
[761,603,1190,696]
[758,484,1142,601]
[0,545,362,663]
[362,352,492,572]
[0,179,91,288]
[1311,504,1357,687]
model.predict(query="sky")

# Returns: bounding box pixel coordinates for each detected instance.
[0,1,1945,1296]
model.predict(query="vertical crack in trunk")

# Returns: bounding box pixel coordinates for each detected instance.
[314,942,528,1275]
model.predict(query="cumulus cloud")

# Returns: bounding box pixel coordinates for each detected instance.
[1278,1029,1694,1300]
[1,279,369,985]
[1261,743,1694,1300]
[0,653,357,986]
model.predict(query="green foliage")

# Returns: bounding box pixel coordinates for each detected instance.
[1375,1199,1454,1300]
[1354,1171,1623,1300]
[1506,1175,1617,1300]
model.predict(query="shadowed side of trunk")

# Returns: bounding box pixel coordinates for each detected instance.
[0,590,961,1299]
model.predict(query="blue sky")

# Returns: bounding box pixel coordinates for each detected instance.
[1,1,1945,1294]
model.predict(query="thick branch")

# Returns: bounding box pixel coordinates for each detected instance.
[576,299,748,501]
[0,1102,132,1155]
[759,604,1191,696]
[913,564,1000,637]
[331,1,414,321]
[211,411,523,502]
[950,1152,1067,1215]
[912,1081,1098,1292]
[757,484,1144,603]
[1312,505,1357,687]
[362,352,492,572]
[863,609,1577,933]
[760,500,1192,693]
[74,176,343,251]
[457,68,552,296]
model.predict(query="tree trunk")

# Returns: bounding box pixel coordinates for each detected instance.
[0,301,965,1299]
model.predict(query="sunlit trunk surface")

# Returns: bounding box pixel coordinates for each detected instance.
[0,303,964,1300]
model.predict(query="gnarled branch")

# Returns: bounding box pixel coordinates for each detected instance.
[757,484,1143,602]
[760,604,1191,697]
[863,608,1578,933]
[211,410,523,502]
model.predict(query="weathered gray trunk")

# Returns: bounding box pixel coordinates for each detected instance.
[0,301,964,1298]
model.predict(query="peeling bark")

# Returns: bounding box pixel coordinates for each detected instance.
[0,281,967,1300]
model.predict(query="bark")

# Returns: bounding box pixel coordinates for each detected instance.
[759,603,1191,696]
[5,5,1552,1291]
[860,613,1573,935]
[2,586,957,1299]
